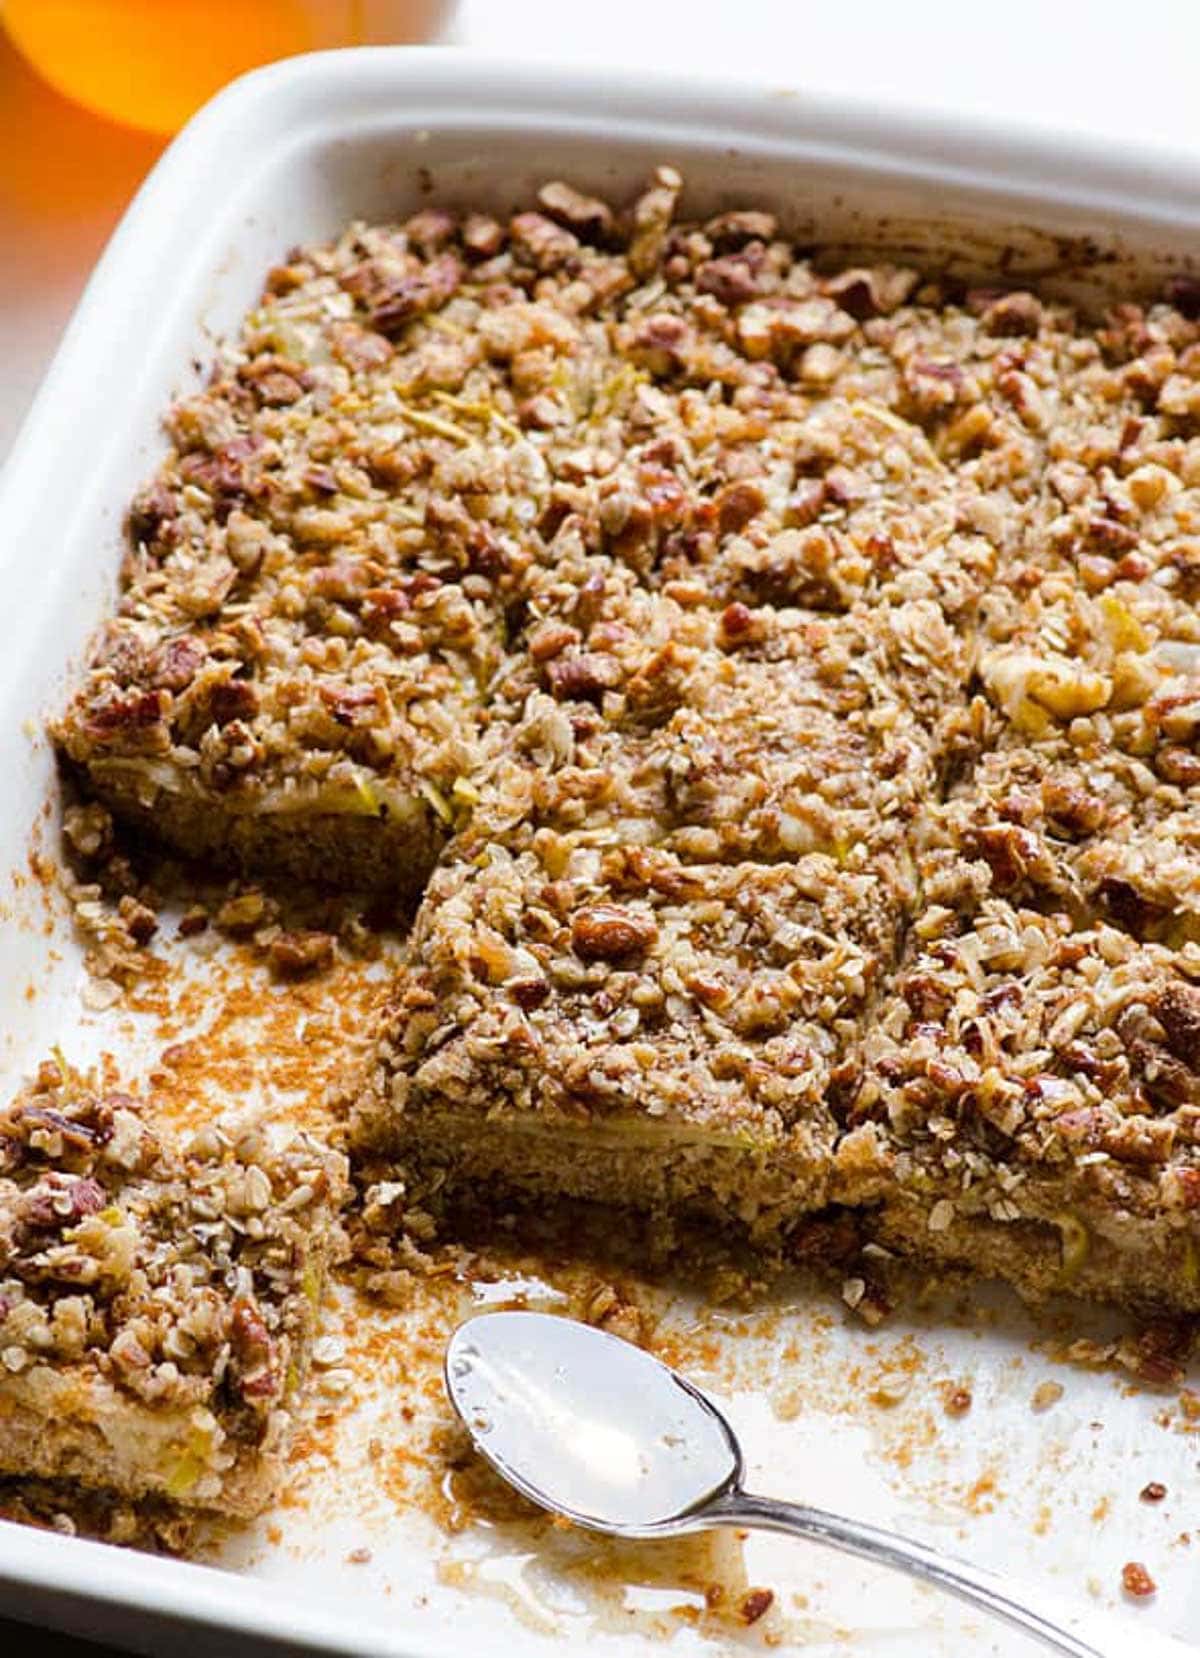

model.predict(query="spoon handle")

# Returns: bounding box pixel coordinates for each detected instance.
[703,1488,1188,1658]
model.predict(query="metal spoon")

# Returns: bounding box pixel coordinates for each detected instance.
[445,1310,1191,1658]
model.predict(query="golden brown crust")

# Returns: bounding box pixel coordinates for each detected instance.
[55,170,1200,1318]
[0,1065,347,1516]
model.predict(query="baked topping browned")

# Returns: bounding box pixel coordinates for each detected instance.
[51,164,1200,1425]
[0,1062,347,1516]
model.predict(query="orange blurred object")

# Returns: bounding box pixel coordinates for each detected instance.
[3,0,448,136]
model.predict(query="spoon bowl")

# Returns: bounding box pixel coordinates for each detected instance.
[444,1309,739,1535]
[444,1309,1194,1658]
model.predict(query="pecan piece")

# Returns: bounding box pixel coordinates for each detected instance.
[571,905,658,962]
[705,209,777,248]
[403,207,457,254]
[903,354,967,412]
[510,976,550,1011]
[527,623,581,663]
[509,212,579,272]
[821,265,918,318]
[319,683,382,726]
[696,243,768,306]
[1041,778,1106,837]
[715,480,766,536]
[1121,1562,1156,1599]
[237,353,310,406]
[128,481,178,545]
[537,181,614,242]
[118,894,158,946]
[546,652,623,705]
[1155,982,1200,1069]
[147,635,207,692]
[738,1589,774,1627]
[1164,274,1200,319]
[269,930,335,977]
[209,678,260,726]
[1157,746,1200,787]
[82,689,170,754]
[329,320,394,372]
[1097,876,1167,936]
[230,1295,277,1399]
[626,312,692,376]
[783,478,827,528]
[462,213,504,260]
[370,253,463,334]
[970,289,1044,336]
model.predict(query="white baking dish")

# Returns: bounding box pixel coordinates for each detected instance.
[4,46,1200,1658]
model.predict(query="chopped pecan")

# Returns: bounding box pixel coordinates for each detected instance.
[230,1296,277,1398]
[1156,746,1200,787]
[715,479,766,535]
[309,559,373,603]
[1121,1562,1156,1599]
[546,652,623,705]
[370,254,463,334]
[509,212,579,272]
[1041,778,1106,837]
[1154,982,1200,1070]
[971,289,1044,336]
[696,243,768,306]
[738,1589,774,1626]
[319,683,382,726]
[626,312,692,376]
[1087,514,1139,552]
[20,1174,105,1232]
[216,891,270,935]
[118,895,158,946]
[462,213,504,260]
[821,265,918,318]
[718,601,768,647]
[510,976,550,1011]
[738,294,853,357]
[303,464,338,497]
[128,482,178,545]
[627,165,682,279]
[403,207,457,254]
[18,1108,103,1159]
[269,930,335,976]
[328,320,394,372]
[177,905,209,938]
[903,354,968,412]
[783,478,827,527]
[1097,876,1167,936]
[237,354,310,406]
[82,689,170,753]
[1164,274,1200,319]
[538,181,614,242]
[705,209,777,249]
[147,635,207,692]
[208,678,260,726]
[571,905,658,962]
[527,623,581,662]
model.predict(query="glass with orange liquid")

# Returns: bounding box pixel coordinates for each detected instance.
[3,0,450,135]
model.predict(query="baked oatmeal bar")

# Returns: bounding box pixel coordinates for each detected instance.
[56,170,1004,891]
[839,901,1200,1311]
[352,830,898,1241]
[0,1065,346,1517]
[53,168,1200,1320]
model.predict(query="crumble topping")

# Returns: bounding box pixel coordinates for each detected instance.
[0,1062,347,1514]
[45,160,1200,1520]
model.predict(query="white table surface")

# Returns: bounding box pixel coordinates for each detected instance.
[3,0,1200,469]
